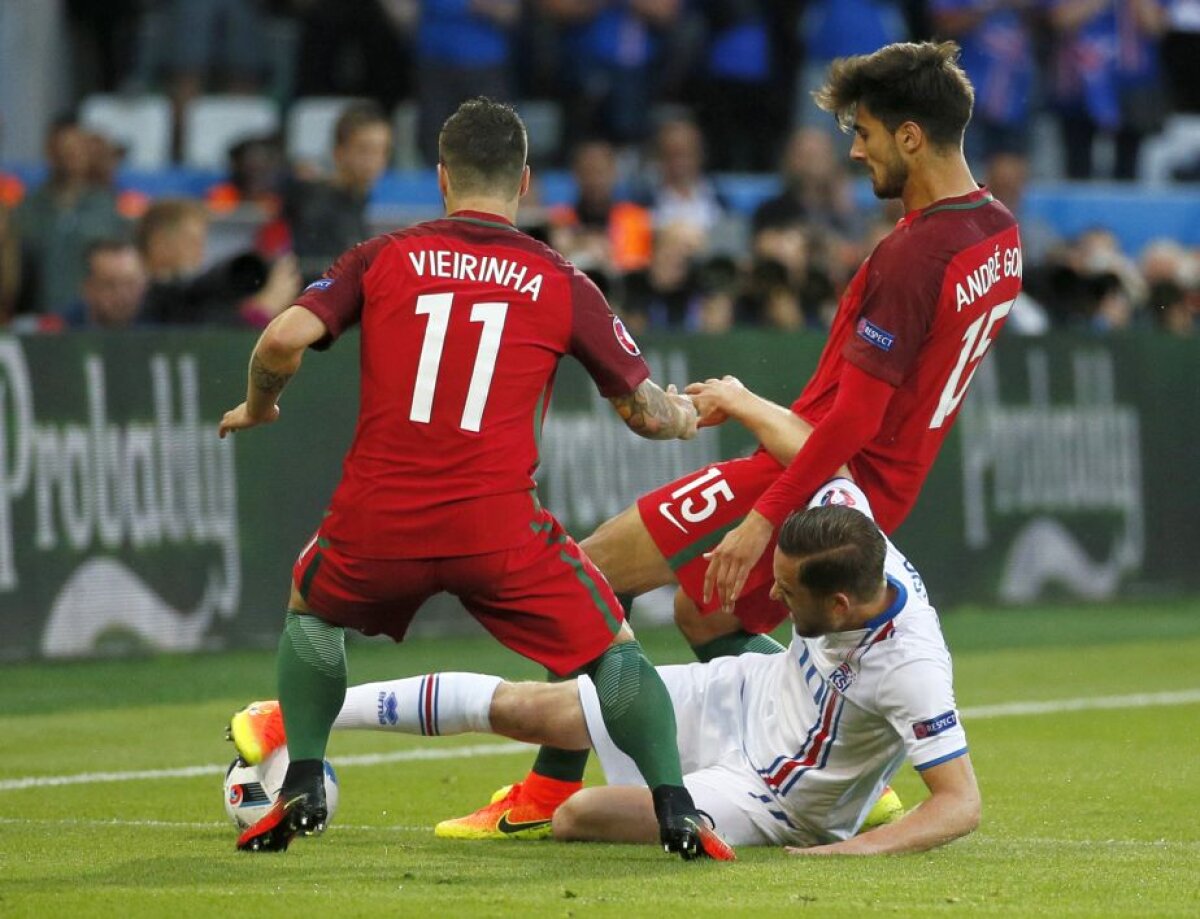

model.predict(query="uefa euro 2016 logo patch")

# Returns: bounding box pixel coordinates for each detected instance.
[912,710,958,739]
[612,316,641,356]
[819,487,857,507]
[856,317,895,351]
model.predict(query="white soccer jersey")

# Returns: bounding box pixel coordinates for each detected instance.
[580,478,968,847]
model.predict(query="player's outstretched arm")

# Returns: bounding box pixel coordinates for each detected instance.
[218,305,329,438]
[787,754,981,856]
[608,379,699,441]
[686,376,814,466]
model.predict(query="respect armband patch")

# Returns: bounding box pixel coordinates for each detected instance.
[912,710,958,739]
[856,317,895,351]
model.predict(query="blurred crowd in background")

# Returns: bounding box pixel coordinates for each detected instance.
[0,0,1196,339]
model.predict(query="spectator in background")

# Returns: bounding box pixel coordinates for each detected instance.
[163,0,270,157]
[16,117,126,317]
[622,222,705,331]
[1031,227,1145,330]
[0,203,29,324]
[751,127,861,238]
[984,150,1059,265]
[1161,0,1200,112]
[208,134,289,215]
[139,198,301,327]
[295,0,417,109]
[548,139,653,276]
[546,0,683,147]
[694,1,784,171]
[1141,238,1198,335]
[260,103,392,282]
[62,239,148,330]
[795,0,907,130]
[646,117,726,243]
[416,0,520,165]
[1048,0,1169,180]
[930,0,1038,167]
[743,225,836,330]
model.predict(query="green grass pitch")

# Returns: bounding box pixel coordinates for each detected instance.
[1,600,1199,918]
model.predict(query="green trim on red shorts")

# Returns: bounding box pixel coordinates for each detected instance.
[665,517,742,571]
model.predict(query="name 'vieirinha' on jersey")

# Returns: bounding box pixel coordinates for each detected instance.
[407,248,545,301]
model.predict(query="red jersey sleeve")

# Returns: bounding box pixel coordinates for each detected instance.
[293,236,389,350]
[753,364,896,528]
[843,235,945,386]
[568,268,650,396]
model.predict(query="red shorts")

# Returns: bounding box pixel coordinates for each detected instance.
[636,451,789,634]
[291,509,624,677]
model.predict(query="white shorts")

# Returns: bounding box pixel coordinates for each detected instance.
[577,657,802,847]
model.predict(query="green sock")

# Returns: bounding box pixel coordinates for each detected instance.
[276,609,346,761]
[585,640,683,789]
[691,629,785,663]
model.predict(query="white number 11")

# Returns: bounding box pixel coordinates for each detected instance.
[411,292,508,432]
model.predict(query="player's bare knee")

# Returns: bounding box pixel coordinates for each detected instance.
[673,590,732,645]
[551,794,587,841]
[486,681,527,738]
[490,681,586,747]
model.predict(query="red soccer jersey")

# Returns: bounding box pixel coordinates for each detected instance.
[294,210,650,558]
[774,188,1022,533]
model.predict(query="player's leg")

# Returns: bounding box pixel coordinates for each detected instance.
[238,581,345,852]
[577,627,734,859]
[437,499,679,836]
[516,501,679,790]
[453,513,733,859]
[237,538,433,852]
[525,457,784,783]
[579,502,676,595]
[673,589,785,662]
[230,677,588,768]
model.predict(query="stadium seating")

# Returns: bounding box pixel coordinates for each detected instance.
[80,94,172,170]
[1140,115,1200,184]
[514,100,563,166]
[183,96,280,170]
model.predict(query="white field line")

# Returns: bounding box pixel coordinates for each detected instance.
[2,688,1198,794]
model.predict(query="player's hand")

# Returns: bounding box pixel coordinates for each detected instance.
[666,384,699,440]
[218,402,279,438]
[685,376,746,428]
[703,510,774,614]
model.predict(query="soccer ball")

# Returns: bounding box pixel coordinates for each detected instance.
[223,747,340,831]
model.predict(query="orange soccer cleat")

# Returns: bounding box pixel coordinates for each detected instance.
[434,774,582,840]
[227,700,286,766]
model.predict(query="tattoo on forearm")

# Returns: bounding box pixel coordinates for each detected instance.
[611,382,688,440]
[250,354,293,397]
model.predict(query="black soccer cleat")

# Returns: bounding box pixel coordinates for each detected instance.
[652,786,736,862]
[236,781,328,853]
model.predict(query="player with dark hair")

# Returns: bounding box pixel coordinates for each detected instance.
[219,97,732,861]
[438,41,1019,840]
[233,482,982,855]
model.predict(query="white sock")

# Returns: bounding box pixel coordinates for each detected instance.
[332,673,503,736]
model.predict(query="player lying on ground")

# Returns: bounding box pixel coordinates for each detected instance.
[441,37,1021,840]
[232,484,981,854]
[218,98,729,860]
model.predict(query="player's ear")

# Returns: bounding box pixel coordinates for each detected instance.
[437,163,450,198]
[518,165,531,199]
[897,121,922,155]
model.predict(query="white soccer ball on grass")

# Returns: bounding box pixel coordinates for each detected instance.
[223,747,340,830]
